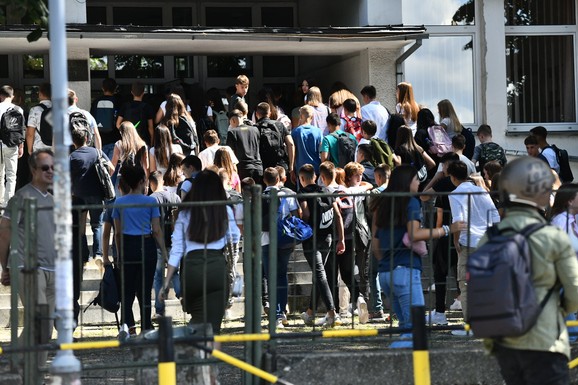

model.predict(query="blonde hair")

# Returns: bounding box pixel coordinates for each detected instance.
[437,99,462,134]
[214,147,235,182]
[162,94,187,128]
[299,105,314,120]
[306,87,323,107]
[119,121,147,163]
[344,162,365,184]
[396,82,419,123]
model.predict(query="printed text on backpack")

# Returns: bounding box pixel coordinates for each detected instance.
[0,107,25,147]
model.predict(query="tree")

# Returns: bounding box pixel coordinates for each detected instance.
[0,0,48,42]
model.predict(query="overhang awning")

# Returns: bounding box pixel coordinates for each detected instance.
[0,24,428,55]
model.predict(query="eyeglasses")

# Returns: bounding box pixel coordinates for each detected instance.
[39,165,54,172]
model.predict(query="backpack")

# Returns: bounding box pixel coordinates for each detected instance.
[331,131,357,168]
[262,188,312,246]
[342,115,362,141]
[467,223,555,339]
[172,116,199,155]
[213,110,229,144]
[479,142,507,170]
[369,138,394,169]
[125,145,147,169]
[93,98,116,134]
[258,121,285,168]
[154,191,180,248]
[427,125,452,156]
[86,264,121,314]
[94,150,115,201]
[69,111,93,147]
[0,106,25,147]
[549,145,574,183]
[335,188,355,237]
[461,126,475,160]
[37,104,53,146]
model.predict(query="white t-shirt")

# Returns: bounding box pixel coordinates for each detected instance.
[27,100,53,151]
[395,103,416,135]
[361,101,390,141]
[198,144,239,170]
[551,212,578,253]
[149,143,183,176]
[160,100,191,114]
[541,147,560,173]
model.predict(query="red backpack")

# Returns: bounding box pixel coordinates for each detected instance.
[342,115,362,142]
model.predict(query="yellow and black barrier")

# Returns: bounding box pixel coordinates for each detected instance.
[412,306,431,385]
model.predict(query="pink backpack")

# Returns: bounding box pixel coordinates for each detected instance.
[427,125,452,155]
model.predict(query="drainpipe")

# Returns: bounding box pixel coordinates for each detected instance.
[395,38,423,85]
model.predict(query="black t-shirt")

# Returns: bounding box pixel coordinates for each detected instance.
[256,117,290,169]
[70,146,109,199]
[432,176,456,225]
[118,101,155,146]
[226,124,263,173]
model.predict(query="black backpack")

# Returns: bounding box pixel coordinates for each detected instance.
[69,111,93,147]
[331,131,357,168]
[461,126,475,160]
[0,107,25,147]
[37,104,53,146]
[467,223,555,339]
[93,98,116,134]
[172,116,198,155]
[550,145,574,183]
[258,121,285,168]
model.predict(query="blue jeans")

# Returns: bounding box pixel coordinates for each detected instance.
[102,142,115,162]
[262,245,293,319]
[379,266,424,329]
[153,248,181,315]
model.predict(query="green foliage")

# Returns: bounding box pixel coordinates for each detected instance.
[0,0,48,42]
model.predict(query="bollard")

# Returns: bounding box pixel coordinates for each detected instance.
[412,306,431,385]
[158,316,176,385]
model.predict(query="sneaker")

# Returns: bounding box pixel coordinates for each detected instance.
[450,298,462,311]
[425,310,448,325]
[300,311,315,326]
[280,313,289,326]
[128,326,137,336]
[275,318,285,329]
[368,310,386,322]
[118,324,130,341]
[357,297,369,324]
[451,329,474,337]
[322,314,343,328]
[151,313,164,324]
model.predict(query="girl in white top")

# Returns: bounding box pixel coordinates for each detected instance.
[306,87,329,135]
[111,121,149,177]
[162,153,185,195]
[437,99,462,139]
[395,82,420,135]
[149,124,182,176]
[549,183,578,253]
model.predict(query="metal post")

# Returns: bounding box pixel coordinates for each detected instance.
[250,185,263,381]
[9,198,20,371]
[267,189,278,352]
[412,306,431,385]
[158,316,176,385]
[48,0,82,381]
[23,198,38,385]
[242,189,254,385]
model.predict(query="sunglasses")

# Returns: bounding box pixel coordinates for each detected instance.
[39,165,54,172]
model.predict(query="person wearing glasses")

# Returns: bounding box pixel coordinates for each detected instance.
[0,149,56,366]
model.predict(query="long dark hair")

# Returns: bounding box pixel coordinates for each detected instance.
[184,170,228,243]
[370,164,417,228]
[548,183,578,220]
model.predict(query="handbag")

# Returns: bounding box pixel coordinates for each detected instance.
[278,215,313,246]
[402,232,428,257]
[94,150,115,201]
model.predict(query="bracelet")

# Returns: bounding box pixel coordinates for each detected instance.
[442,225,450,237]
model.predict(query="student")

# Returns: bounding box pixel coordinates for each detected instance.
[162,94,198,156]
[359,120,400,168]
[306,87,329,135]
[112,163,167,335]
[437,99,462,139]
[291,105,323,180]
[116,82,155,147]
[177,154,201,199]
[524,134,549,165]
[529,126,560,173]
[451,135,476,175]
[298,163,345,327]
[26,82,52,154]
[447,160,500,334]
[261,167,300,329]
[471,124,507,171]
[149,124,182,177]
[68,89,102,150]
[487,157,578,384]
[163,152,185,195]
[229,75,249,113]
[395,82,419,134]
[226,109,262,183]
[197,129,238,170]
[161,170,240,334]
[0,85,25,208]
[360,85,390,141]
[356,144,376,187]
[214,147,241,192]
[91,78,121,160]
[254,102,295,173]
[340,98,363,141]
[110,121,149,179]
[320,112,357,167]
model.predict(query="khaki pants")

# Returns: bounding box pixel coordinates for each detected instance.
[457,246,476,321]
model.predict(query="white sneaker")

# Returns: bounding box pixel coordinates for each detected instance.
[425,310,448,325]
[451,329,474,337]
[357,297,369,324]
[275,318,285,329]
[450,299,462,311]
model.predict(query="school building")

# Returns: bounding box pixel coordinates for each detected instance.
[0,0,576,156]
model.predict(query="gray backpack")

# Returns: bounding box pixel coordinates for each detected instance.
[467,223,554,338]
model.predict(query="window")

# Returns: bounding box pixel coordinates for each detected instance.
[404,36,475,123]
[506,35,575,123]
[23,55,44,79]
[175,56,195,78]
[90,55,108,79]
[87,6,107,25]
[113,7,163,26]
[172,7,193,27]
[115,55,164,78]
[0,55,8,78]
[261,7,294,27]
[205,7,252,27]
[505,0,575,26]
[403,0,474,25]
[207,56,253,78]
[263,56,295,77]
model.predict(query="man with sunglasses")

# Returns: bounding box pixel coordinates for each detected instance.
[0,148,56,365]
